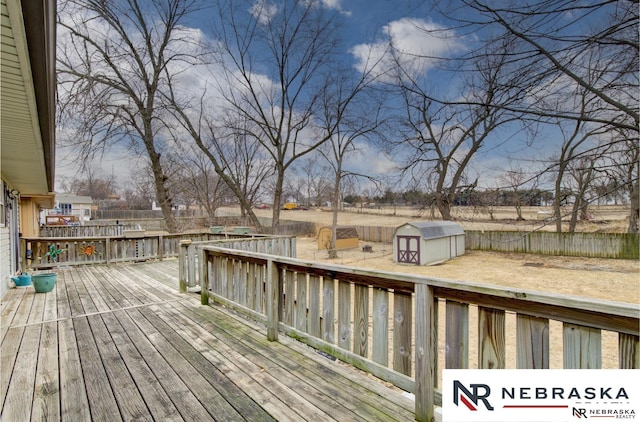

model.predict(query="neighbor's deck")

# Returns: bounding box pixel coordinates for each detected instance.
[1,260,414,421]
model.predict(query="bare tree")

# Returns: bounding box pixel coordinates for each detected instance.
[452,0,639,132]
[315,69,386,255]
[63,164,118,200]
[499,165,539,221]
[57,0,204,232]
[292,157,332,208]
[169,147,232,224]
[117,163,158,210]
[546,85,613,233]
[566,155,599,232]
[607,133,640,232]
[163,96,275,231]
[212,0,347,233]
[392,42,522,220]
[440,0,639,231]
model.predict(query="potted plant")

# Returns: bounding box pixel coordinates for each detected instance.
[32,244,66,293]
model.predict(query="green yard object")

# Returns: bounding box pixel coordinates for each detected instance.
[45,244,66,263]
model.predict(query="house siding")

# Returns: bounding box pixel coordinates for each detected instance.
[1,226,10,298]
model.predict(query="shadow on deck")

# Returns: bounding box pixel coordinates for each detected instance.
[1,260,414,421]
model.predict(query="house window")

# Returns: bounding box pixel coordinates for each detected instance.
[60,203,72,215]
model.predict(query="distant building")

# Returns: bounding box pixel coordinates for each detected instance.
[393,221,465,265]
[42,194,94,225]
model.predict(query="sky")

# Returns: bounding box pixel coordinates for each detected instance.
[56,0,441,192]
[55,0,608,198]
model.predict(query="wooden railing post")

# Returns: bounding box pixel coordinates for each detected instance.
[415,283,435,422]
[158,235,164,261]
[266,259,280,341]
[200,247,209,305]
[105,237,111,265]
[178,240,191,293]
[19,238,26,270]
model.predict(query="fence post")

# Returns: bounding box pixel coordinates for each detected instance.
[266,259,280,341]
[415,283,435,422]
[178,240,191,293]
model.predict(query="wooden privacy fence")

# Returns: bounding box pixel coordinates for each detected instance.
[350,226,639,259]
[198,245,639,422]
[178,235,297,292]
[353,225,396,243]
[465,230,639,259]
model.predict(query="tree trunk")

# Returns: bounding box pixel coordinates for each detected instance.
[271,171,284,234]
[436,192,452,221]
[568,200,580,233]
[328,172,342,259]
[553,163,566,233]
[629,181,639,233]
[515,204,523,221]
[148,149,177,233]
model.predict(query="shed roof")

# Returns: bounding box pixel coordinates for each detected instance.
[55,194,94,204]
[397,221,464,240]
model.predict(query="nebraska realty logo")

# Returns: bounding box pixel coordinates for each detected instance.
[442,370,638,422]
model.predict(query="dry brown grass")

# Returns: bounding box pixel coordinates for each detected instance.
[259,204,631,233]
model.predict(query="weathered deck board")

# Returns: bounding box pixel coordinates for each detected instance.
[1,260,413,421]
[58,318,91,421]
[170,300,415,421]
[162,303,319,421]
[31,321,60,421]
[165,302,354,420]
[1,287,28,341]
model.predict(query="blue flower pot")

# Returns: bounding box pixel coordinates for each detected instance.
[32,273,57,293]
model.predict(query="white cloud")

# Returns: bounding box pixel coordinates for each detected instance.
[348,140,396,176]
[351,18,464,81]
[249,0,278,25]
[319,0,350,16]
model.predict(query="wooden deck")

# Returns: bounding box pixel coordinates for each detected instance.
[1,260,415,421]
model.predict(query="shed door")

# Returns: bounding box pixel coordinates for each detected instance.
[397,235,420,265]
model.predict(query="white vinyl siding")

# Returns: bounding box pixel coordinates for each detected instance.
[0,226,10,298]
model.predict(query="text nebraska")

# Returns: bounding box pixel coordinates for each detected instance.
[502,387,630,400]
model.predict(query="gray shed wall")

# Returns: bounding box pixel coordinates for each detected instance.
[393,222,465,265]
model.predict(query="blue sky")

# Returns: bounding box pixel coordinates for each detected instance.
[57,0,447,191]
[56,0,590,196]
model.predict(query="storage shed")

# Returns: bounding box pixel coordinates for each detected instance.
[393,221,465,265]
[317,226,359,250]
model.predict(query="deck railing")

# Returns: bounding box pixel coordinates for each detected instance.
[39,223,141,238]
[19,232,276,269]
[178,235,297,292]
[197,245,639,422]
